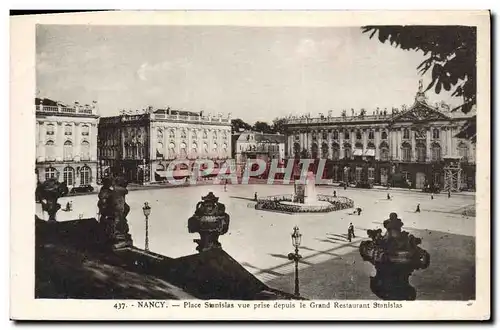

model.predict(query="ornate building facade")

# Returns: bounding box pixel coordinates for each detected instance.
[35,98,100,188]
[98,108,232,184]
[283,86,476,191]
[232,131,286,176]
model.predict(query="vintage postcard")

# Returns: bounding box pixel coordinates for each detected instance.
[10,10,490,321]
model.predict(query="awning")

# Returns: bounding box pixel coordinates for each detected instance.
[353,148,363,156]
[364,149,375,157]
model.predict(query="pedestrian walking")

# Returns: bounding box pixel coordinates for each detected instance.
[333,190,337,198]
[387,193,391,200]
[431,193,434,200]
[254,192,258,201]
[415,203,421,213]
[357,207,362,216]
[347,223,355,242]
[448,190,451,198]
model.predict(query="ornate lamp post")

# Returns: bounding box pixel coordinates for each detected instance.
[142,202,151,251]
[288,226,302,297]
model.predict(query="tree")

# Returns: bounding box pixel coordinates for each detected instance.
[253,121,273,134]
[271,117,287,134]
[231,118,252,133]
[361,25,477,140]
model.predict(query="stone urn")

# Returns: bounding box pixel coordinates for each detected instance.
[359,212,430,300]
[188,192,230,252]
[35,179,69,222]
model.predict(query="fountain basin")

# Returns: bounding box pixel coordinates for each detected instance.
[255,194,354,214]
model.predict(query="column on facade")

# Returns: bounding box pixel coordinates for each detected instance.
[362,129,368,151]
[327,130,333,159]
[317,130,322,158]
[451,127,457,157]
[375,130,380,160]
[56,122,63,161]
[91,123,98,161]
[350,128,355,147]
[447,128,453,157]
[307,131,312,156]
[339,130,344,159]
[39,122,46,160]
[74,123,81,161]
[426,127,431,161]
[410,129,416,162]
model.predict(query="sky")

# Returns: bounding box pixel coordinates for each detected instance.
[36,25,461,123]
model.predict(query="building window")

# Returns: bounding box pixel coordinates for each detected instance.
[433,128,440,139]
[458,142,469,161]
[344,130,350,139]
[181,129,187,139]
[368,168,375,180]
[180,142,187,159]
[80,166,91,185]
[45,140,55,161]
[380,149,390,161]
[311,143,319,159]
[431,143,442,161]
[333,166,339,181]
[203,130,208,139]
[222,143,228,152]
[332,143,340,160]
[213,143,218,153]
[203,143,209,154]
[137,143,143,159]
[46,124,55,136]
[333,131,339,140]
[64,124,72,135]
[356,131,362,140]
[322,131,328,140]
[81,141,90,160]
[192,130,198,141]
[321,143,329,158]
[192,143,198,156]
[157,142,164,159]
[169,143,176,157]
[295,134,300,141]
[157,128,163,140]
[223,132,228,140]
[401,143,411,162]
[63,140,73,161]
[403,128,410,139]
[381,131,388,140]
[344,144,352,159]
[293,142,301,157]
[416,143,426,162]
[169,129,175,139]
[213,131,218,141]
[368,131,374,140]
[63,166,75,186]
[45,167,57,181]
[355,167,362,182]
[81,125,90,136]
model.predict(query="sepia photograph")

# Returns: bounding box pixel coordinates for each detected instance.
[10,10,490,320]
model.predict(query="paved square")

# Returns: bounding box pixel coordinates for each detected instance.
[37,184,475,300]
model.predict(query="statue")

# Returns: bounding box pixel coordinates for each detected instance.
[418,79,424,93]
[359,213,430,300]
[35,178,69,222]
[188,192,230,252]
[97,175,133,249]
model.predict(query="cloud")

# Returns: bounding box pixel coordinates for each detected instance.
[136,60,174,81]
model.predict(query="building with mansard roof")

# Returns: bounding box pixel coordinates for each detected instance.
[98,107,232,184]
[35,98,100,189]
[283,84,476,191]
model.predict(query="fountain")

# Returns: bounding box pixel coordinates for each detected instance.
[255,171,354,214]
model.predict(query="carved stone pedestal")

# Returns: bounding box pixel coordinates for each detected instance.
[35,179,68,222]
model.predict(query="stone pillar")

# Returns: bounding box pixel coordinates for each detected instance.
[375,130,380,160]
[74,123,81,161]
[307,131,312,156]
[363,129,368,152]
[339,130,344,159]
[328,130,332,159]
[56,122,63,161]
[426,128,431,161]
[411,130,416,162]
[446,127,455,156]
[91,123,98,161]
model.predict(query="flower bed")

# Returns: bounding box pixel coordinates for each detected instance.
[255,194,354,214]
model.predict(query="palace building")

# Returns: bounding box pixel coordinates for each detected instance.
[35,98,100,189]
[283,84,476,191]
[232,130,286,177]
[98,107,232,184]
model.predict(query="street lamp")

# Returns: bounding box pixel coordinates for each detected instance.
[142,202,151,251]
[288,225,302,297]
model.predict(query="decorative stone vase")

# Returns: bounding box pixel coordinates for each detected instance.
[359,212,430,300]
[35,179,69,222]
[188,192,230,252]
